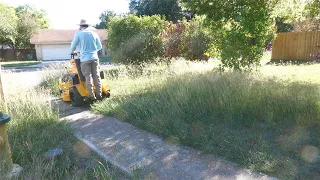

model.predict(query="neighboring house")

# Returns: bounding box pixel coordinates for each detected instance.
[30,29,109,61]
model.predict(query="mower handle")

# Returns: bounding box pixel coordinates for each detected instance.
[71,52,80,59]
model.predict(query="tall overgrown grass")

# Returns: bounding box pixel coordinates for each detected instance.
[34,58,320,179]
[0,68,120,179]
[39,63,68,96]
[92,59,320,179]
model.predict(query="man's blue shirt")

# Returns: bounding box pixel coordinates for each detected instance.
[71,29,102,62]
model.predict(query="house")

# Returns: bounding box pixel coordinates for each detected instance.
[30,29,109,61]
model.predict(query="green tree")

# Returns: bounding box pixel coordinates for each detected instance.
[275,17,294,33]
[272,0,308,22]
[95,10,117,29]
[129,0,139,13]
[295,0,320,32]
[0,3,18,48]
[181,0,275,70]
[271,0,315,32]
[130,0,185,21]
[306,0,320,18]
[15,5,50,49]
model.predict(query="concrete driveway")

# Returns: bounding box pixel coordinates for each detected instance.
[1,71,42,96]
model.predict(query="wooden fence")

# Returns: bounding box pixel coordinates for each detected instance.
[0,49,36,61]
[272,31,320,61]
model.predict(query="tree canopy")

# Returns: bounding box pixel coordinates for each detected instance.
[15,4,50,48]
[0,3,49,49]
[16,5,50,29]
[0,3,18,47]
[181,0,275,69]
[129,0,185,21]
[272,0,308,22]
[95,10,117,29]
[271,0,320,32]
[305,0,320,18]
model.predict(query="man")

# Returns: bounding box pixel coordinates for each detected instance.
[71,19,103,102]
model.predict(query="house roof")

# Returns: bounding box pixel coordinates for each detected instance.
[30,29,108,44]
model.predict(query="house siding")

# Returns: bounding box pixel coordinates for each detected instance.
[36,43,108,61]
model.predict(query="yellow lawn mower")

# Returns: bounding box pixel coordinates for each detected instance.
[59,53,111,106]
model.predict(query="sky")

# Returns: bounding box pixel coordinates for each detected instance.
[1,0,129,29]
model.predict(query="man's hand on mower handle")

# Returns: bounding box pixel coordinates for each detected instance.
[72,51,78,56]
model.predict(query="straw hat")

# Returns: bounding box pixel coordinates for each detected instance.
[77,19,91,26]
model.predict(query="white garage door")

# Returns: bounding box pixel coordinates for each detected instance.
[42,44,72,61]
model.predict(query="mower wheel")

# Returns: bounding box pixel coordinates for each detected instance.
[69,87,84,107]
[102,91,111,99]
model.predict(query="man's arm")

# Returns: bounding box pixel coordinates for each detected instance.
[71,32,80,52]
[95,34,102,51]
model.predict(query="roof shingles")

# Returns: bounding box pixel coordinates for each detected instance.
[30,29,108,44]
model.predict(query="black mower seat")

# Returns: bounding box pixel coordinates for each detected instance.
[75,59,86,81]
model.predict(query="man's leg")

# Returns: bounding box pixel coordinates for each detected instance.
[91,60,102,99]
[80,61,96,99]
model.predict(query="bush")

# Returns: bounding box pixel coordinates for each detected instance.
[182,18,211,61]
[108,14,211,65]
[107,14,164,65]
[162,21,187,59]
[162,17,211,61]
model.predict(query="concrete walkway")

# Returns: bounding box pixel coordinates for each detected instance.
[54,99,278,180]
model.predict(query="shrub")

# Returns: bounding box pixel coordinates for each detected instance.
[107,14,164,65]
[182,17,211,61]
[162,17,211,61]
[162,21,188,59]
